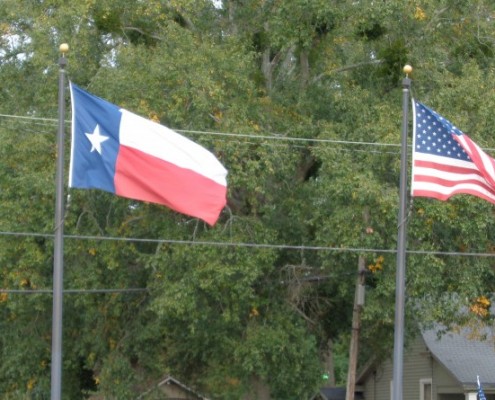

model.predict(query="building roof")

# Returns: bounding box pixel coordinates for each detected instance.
[136,374,210,400]
[422,325,495,389]
[313,386,364,400]
[157,375,209,399]
[320,387,345,400]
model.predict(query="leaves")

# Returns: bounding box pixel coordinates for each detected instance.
[1,0,495,398]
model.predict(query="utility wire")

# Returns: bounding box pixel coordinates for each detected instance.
[179,129,402,148]
[0,276,356,294]
[0,113,59,123]
[0,230,494,258]
[0,288,148,294]
[0,276,359,295]
[0,112,402,148]
[3,113,495,153]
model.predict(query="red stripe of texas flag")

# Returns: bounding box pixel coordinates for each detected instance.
[115,145,227,225]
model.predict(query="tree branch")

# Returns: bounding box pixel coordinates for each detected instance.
[312,59,384,84]
[122,26,163,41]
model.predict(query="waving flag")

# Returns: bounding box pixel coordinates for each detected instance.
[69,83,227,225]
[411,101,495,204]
[478,376,487,400]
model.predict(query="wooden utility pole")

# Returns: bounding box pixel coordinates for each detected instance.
[345,256,366,400]
[346,209,369,400]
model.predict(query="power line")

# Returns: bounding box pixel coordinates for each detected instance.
[0,112,402,148]
[3,112,495,154]
[0,127,402,154]
[0,230,494,258]
[1,274,362,295]
[179,129,402,148]
[0,113,59,123]
[0,288,148,294]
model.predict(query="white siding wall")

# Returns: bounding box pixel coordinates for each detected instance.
[360,336,451,400]
[359,334,477,400]
[432,359,463,396]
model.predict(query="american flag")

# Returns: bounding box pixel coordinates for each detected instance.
[478,376,487,400]
[411,101,495,204]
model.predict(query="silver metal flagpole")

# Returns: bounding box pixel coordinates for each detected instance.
[391,65,412,400]
[51,43,69,400]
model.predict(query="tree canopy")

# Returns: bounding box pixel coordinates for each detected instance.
[1,0,495,398]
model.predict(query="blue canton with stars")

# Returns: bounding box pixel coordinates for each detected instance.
[414,102,471,162]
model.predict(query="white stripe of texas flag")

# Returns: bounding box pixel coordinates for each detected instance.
[119,110,227,186]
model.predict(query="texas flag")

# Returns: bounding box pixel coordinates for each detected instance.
[68,83,228,225]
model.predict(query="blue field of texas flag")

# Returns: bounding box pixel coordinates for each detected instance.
[69,83,227,225]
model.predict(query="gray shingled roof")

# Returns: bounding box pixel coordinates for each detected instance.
[136,374,210,400]
[422,326,495,388]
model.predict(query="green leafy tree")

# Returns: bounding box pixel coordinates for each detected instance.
[1,0,495,398]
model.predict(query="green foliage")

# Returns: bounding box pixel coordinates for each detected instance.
[1,0,495,398]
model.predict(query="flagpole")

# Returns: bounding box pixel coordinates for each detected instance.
[51,43,69,400]
[392,65,412,400]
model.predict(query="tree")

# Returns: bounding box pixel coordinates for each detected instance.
[1,0,495,398]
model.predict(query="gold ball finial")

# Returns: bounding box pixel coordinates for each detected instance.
[403,64,413,75]
[59,43,69,54]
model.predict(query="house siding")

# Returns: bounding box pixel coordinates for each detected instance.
[361,337,433,400]
[432,360,463,396]
[359,335,472,400]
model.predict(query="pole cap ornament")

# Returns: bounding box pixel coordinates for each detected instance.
[59,43,69,54]
[403,64,413,76]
